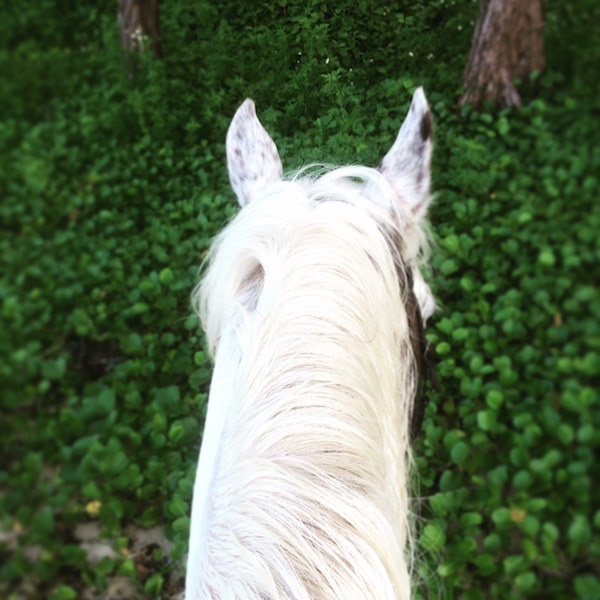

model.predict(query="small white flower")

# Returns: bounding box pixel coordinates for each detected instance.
[325,57,330,64]
[408,51,414,57]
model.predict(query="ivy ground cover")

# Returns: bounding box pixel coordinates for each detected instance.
[1,1,598,598]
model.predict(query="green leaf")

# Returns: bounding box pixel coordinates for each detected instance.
[515,571,537,592]
[32,506,55,536]
[118,558,136,578]
[159,267,174,285]
[190,367,211,388]
[491,507,511,526]
[556,423,574,445]
[474,553,497,576]
[460,512,483,527]
[435,342,451,356]
[520,515,541,537]
[41,356,67,381]
[577,424,595,444]
[173,516,191,533]
[144,573,164,596]
[420,523,446,553]
[477,410,497,431]
[154,385,181,409]
[485,389,503,410]
[452,327,469,342]
[153,412,167,433]
[450,440,470,465]
[538,248,556,266]
[168,423,184,443]
[440,259,459,276]
[131,301,150,315]
[503,554,527,576]
[483,533,501,552]
[568,515,591,545]
[96,386,116,416]
[429,492,455,517]
[460,276,475,293]
[122,333,144,355]
[439,470,461,492]
[442,234,459,253]
[169,495,188,518]
[574,575,600,599]
[49,585,78,600]
[513,470,533,490]
[194,350,207,366]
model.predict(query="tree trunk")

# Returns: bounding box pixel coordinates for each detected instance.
[459,0,545,109]
[118,0,162,59]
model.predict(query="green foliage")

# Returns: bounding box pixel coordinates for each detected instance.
[417,57,600,599]
[1,0,599,597]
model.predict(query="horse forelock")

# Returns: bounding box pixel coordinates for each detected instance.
[195,164,431,348]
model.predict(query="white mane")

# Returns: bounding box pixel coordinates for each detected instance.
[186,91,435,600]
[198,166,431,354]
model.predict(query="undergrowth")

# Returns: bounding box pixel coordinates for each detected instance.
[1,0,598,598]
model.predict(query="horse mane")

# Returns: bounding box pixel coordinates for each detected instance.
[195,165,431,353]
[187,164,431,599]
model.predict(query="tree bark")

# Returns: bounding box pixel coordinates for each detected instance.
[118,0,163,59]
[459,0,545,109]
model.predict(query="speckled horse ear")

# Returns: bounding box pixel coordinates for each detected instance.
[226,99,283,207]
[378,87,433,221]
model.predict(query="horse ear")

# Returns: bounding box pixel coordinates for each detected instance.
[378,87,433,220]
[226,99,283,207]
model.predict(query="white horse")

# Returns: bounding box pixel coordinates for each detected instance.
[186,88,436,599]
